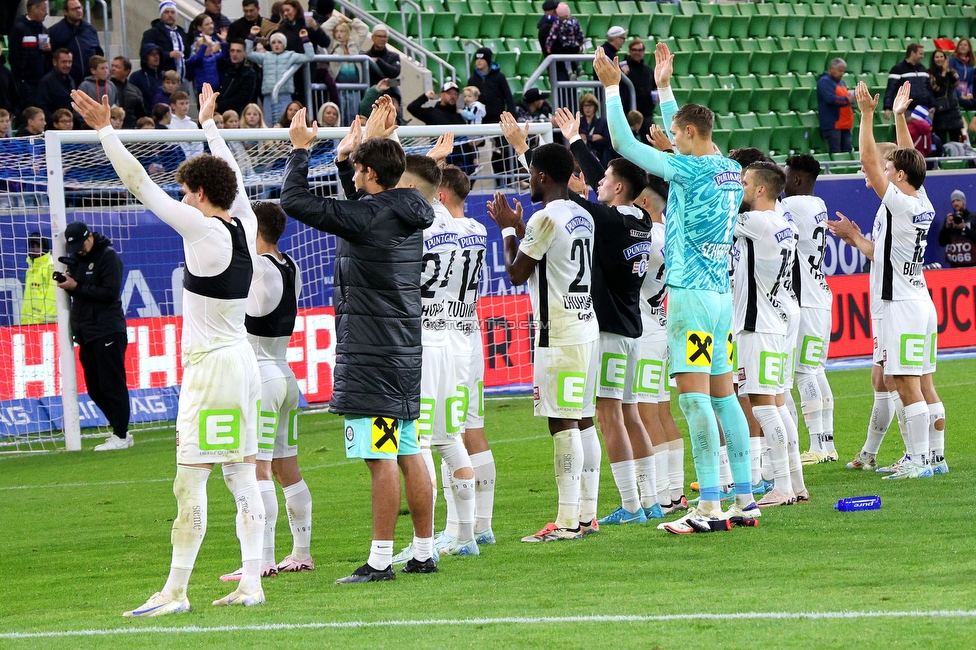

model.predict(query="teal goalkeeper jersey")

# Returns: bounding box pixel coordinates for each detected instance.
[606,91,743,294]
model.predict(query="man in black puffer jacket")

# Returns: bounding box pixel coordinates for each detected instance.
[56,221,131,451]
[281,105,436,583]
[883,43,935,121]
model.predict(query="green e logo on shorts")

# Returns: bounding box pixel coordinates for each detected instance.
[287,409,299,446]
[200,409,241,450]
[556,371,587,408]
[418,398,435,436]
[446,394,465,434]
[800,336,825,366]
[258,410,278,450]
[759,352,787,386]
[900,334,926,366]
[601,353,627,390]
[476,380,485,417]
[635,359,664,395]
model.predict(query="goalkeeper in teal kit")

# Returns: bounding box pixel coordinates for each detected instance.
[594,43,760,533]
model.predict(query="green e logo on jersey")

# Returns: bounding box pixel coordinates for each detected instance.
[418,398,435,436]
[200,409,241,450]
[446,394,465,435]
[287,409,300,447]
[556,371,587,408]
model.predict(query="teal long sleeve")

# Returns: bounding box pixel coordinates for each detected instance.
[606,92,675,181]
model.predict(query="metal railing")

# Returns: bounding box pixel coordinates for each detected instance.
[399,0,424,50]
[271,54,373,119]
[524,54,637,114]
[82,0,111,56]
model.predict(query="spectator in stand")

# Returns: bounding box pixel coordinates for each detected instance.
[204,0,232,30]
[545,3,584,82]
[0,44,23,117]
[537,0,558,53]
[515,87,553,123]
[601,26,627,64]
[277,0,331,104]
[276,100,304,127]
[48,0,103,87]
[16,107,46,137]
[186,13,229,94]
[0,110,11,137]
[578,92,611,166]
[130,44,165,115]
[938,190,976,267]
[110,106,125,129]
[906,104,934,159]
[136,116,156,129]
[141,1,190,82]
[229,0,278,42]
[246,28,315,125]
[111,56,147,128]
[52,108,74,130]
[407,81,464,126]
[168,90,204,158]
[817,58,853,153]
[362,24,400,86]
[9,0,52,108]
[623,38,656,133]
[222,109,240,127]
[460,86,486,124]
[217,40,258,115]
[949,38,975,110]
[324,12,370,121]
[357,78,402,119]
[153,70,182,108]
[466,47,515,124]
[36,49,76,123]
[883,43,934,120]
[152,102,171,127]
[79,55,119,107]
[317,101,341,127]
[242,102,269,128]
[929,50,965,146]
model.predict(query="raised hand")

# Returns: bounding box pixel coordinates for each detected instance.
[568,171,587,195]
[551,107,579,140]
[426,131,455,162]
[825,211,862,245]
[289,107,318,150]
[337,114,363,161]
[646,123,673,152]
[855,81,879,115]
[364,97,397,140]
[198,82,219,124]
[593,47,621,87]
[499,111,530,154]
[299,28,308,38]
[892,80,912,116]
[654,42,673,88]
[486,191,524,233]
[70,90,111,130]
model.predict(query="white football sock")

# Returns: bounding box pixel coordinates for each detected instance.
[282,479,312,560]
[817,372,835,452]
[258,479,277,567]
[553,428,582,529]
[578,425,601,522]
[412,535,433,562]
[609,459,640,513]
[796,373,824,453]
[368,539,394,569]
[162,465,210,601]
[891,391,908,455]
[783,390,799,429]
[750,436,762,484]
[903,401,930,465]
[222,462,265,594]
[438,440,475,541]
[718,445,733,493]
[668,438,684,501]
[864,391,893,455]
[469,450,496,534]
[753,406,790,494]
[928,401,945,460]
[441,459,458,538]
[634,455,657,510]
[420,445,436,537]
[652,444,670,506]
[779,405,805,493]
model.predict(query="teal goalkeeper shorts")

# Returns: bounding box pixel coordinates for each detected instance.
[666,287,734,376]
[344,416,421,460]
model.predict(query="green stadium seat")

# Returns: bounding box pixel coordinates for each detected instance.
[880,51,901,72]
[455,15,482,39]
[432,12,458,37]
[517,51,542,77]
[511,1,533,12]
[801,16,821,39]
[494,51,518,77]
[712,129,732,152]
[477,13,504,38]
[750,88,772,113]
[695,75,719,90]
[789,87,814,112]
[617,1,639,16]
[628,14,650,39]
[820,18,840,40]
[756,3,774,16]
[649,14,672,39]
[766,15,787,39]
[489,0,512,11]
[836,18,857,41]
[670,15,693,39]
[728,16,749,40]
[756,38,777,53]
[432,37,460,53]
[872,19,891,40]
[787,51,810,75]
[373,0,398,11]
[790,126,810,153]
[715,38,738,53]
[692,37,717,52]
[861,50,882,74]
[709,15,732,39]
[499,14,525,39]
[738,3,757,17]
[776,73,800,89]
[710,52,733,76]
[778,36,798,51]
[855,17,876,39]
[576,1,598,14]
[756,74,778,90]
[716,74,736,89]
[729,90,751,115]
[729,52,751,77]
[769,88,790,113]
[688,53,711,77]
[671,51,692,76]
[709,88,733,115]
[769,52,789,75]
[597,0,618,14]
[748,15,770,39]
[482,38,505,52]
[588,14,613,39]
[843,51,865,75]
[737,39,760,53]
[734,74,759,89]
[921,18,940,38]
[716,115,738,130]
[887,17,908,40]
[674,75,696,89]
[756,112,779,128]
[672,87,695,107]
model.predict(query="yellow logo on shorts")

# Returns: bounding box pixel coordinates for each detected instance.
[371,417,400,453]
[686,330,713,367]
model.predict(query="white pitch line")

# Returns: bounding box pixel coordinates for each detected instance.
[3,610,976,639]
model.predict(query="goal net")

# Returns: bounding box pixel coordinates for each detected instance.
[0,121,552,453]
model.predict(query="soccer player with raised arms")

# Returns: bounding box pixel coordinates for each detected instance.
[488,143,599,543]
[71,87,267,614]
[595,43,758,533]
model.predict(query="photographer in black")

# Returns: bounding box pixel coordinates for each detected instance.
[56,222,132,451]
[937,190,976,267]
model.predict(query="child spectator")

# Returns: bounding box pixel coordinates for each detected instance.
[0,109,11,137]
[52,107,75,130]
[110,106,125,129]
[153,70,181,108]
[152,102,172,128]
[246,28,314,125]
[79,55,118,106]
[168,90,204,158]
[276,100,303,127]
[222,109,241,128]
[136,116,156,129]
[461,86,486,124]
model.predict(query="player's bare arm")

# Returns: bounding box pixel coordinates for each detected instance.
[487,191,534,285]
[891,81,914,150]
[855,81,887,200]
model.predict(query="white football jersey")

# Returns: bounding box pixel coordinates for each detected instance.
[781,194,832,311]
[778,207,801,322]
[640,221,667,335]
[732,209,795,335]
[444,216,487,347]
[421,202,460,347]
[871,183,935,307]
[246,253,303,372]
[519,199,599,347]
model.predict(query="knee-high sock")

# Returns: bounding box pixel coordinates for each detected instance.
[928,401,946,460]
[750,436,762,484]
[579,426,601,522]
[470,450,496,534]
[817,372,835,452]
[438,439,475,542]
[718,445,733,492]
[420,445,436,537]
[783,390,799,430]
[667,437,685,501]
[222,462,265,594]
[753,405,790,494]
[678,393,721,502]
[864,391,894,455]
[553,428,582,529]
[903,401,930,465]
[441,459,458,538]
[779,405,805,493]
[892,391,909,455]
[652,445,670,506]
[282,479,312,560]
[609,459,640,513]
[796,372,824,453]
[712,394,752,496]
[162,465,210,601]
[258,479,277,566]
[631,455,657,510]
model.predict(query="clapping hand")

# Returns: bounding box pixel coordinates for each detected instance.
[551,107,580,141]
[289,107,318,150]
[198,82,219,124]
[654,42,673,88]
[826,211,862,245]
[426,132,455,162]
[499,111,530,154]
[593,47,621,87]
[855,81,879,115]
[336,115,363,161]
[70,91,111,130]
[891,81,912,117]
[486,191,525,238]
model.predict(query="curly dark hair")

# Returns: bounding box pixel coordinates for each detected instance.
[175,154,238,210]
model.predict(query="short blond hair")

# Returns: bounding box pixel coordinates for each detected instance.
[463,85,480,99]
[163,70,181,84]
[110,106,125,120]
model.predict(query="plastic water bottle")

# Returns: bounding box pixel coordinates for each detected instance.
[834,496,882,512]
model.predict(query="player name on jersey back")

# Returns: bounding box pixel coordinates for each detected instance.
[782,194,831,311]
[519,199,599,348]
[732,209,795,335]
[872,183,935,306]
[640,221,667,334]
[444,218,488,338]
[421,205,460,346]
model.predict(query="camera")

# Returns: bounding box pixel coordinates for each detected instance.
[53,271,67,283]
[953,210,964,225]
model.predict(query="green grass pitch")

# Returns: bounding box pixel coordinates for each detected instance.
[1,359,975,649]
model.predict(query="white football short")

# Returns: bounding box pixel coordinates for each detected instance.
[533,341,596,419]
[453,331,485,430]
[736,330,788,397]
[255,364,301,462]
[872,318,884,366]
[782,308,800,390]
[177,338,261,465]
[881,298,938,376]
[420,344,462,445]
[795,307,831,374]
[634,329,670,404]
[588,332,641,404]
